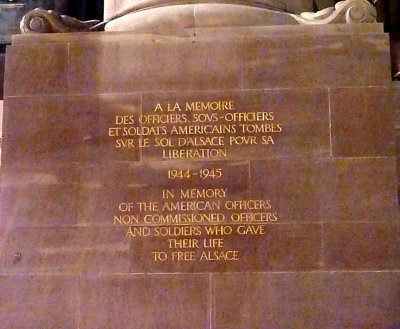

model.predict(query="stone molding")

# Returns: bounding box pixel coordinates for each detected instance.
[20,0,377,34]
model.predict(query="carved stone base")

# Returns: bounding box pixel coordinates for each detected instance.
[103,0,376,32]
[20,0,377,34]
[104,0,316,20]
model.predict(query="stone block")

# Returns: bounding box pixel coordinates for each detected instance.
[322,158,398,222]
[0,275,79,329]
[68,38,242,94]
[324,222,400,270]
[331,87,397,157]
[214,272,400,328]
[2,95,142,166]
[80,275,210,329]
[0,164,79,228]
[243,33,391,89]
[0,227,84,274]
[4,44,68,97]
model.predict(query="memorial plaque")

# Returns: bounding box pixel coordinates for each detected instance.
[1,19,399,328]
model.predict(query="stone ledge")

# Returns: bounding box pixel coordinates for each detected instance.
[10,23,384,44]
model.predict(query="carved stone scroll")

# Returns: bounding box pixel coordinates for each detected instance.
[20,8,101,34]
[291,0,377,25]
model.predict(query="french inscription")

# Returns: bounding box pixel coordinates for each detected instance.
[107,99,283,160]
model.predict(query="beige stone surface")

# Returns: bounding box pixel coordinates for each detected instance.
[215,272,400,328]
[10,23,384,44]
[104,0,315,19]
[0,275,79,328]
[4,25,389,98]
[80,275,210,328]
[1,24,399,327]
[105,4,196,32]
[104,4,299,32]
[193,3,297,28]
[67,37,243,93]
[4,43,68,96]
[331,87,397,157]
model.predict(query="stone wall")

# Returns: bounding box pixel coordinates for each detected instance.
[1,24,399,327]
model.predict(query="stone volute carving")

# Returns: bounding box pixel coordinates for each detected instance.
[20,8,101,33]
[291,0,377,24]
[20,0,378,34]
[20,8,100,33]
